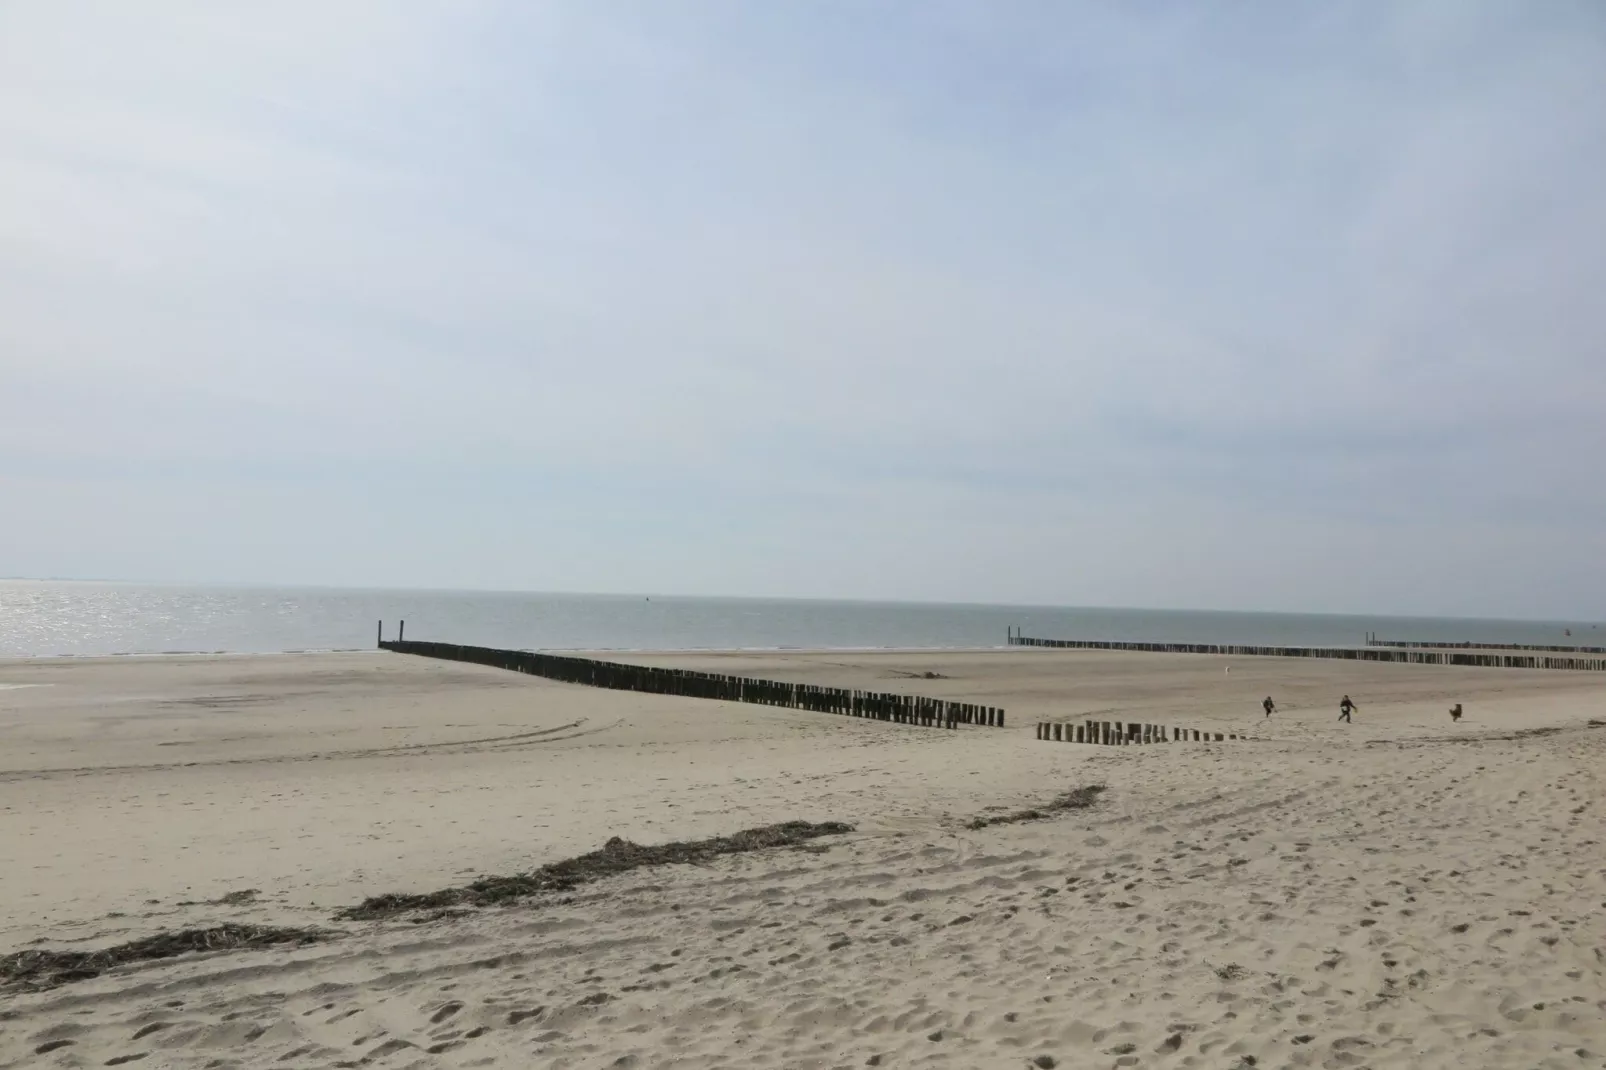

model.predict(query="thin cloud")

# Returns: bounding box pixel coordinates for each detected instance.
[0,3,1602,614]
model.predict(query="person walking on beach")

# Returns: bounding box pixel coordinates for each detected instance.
[1263,696,1276,718]
[1338,695,1357,723]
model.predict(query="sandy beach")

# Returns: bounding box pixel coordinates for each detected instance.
[2,648,1603,1069]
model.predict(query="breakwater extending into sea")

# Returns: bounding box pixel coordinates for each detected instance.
[1364,636,1606,655]
[1007,633,1606,671]
[379,637,1004,728]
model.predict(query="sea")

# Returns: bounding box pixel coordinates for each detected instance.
[0,580,1598,659]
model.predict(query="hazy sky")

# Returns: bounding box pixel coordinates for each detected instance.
[2,3,1603,618]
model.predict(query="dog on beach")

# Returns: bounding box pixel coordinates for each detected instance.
[1449,703,1463,722]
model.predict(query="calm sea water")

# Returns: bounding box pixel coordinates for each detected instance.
[0,581,1598,658]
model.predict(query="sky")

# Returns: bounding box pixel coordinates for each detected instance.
[2,2,1603,619]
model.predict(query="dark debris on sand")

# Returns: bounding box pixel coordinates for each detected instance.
[339,820,856,920]
[1,924,335,993]
[1376,721,1606,747]
[965,785,1106,830]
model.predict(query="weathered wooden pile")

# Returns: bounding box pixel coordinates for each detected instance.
[1364,635,1606,655]
[1007,633,1606,671]
[379,633,1004,730]
[1035,721,1243,744]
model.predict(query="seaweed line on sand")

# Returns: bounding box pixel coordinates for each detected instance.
[338,819,856,920]
[1,821,856,992]
[1,924,335,993]
[965,785,1107,830]
[1370,720,1606,747]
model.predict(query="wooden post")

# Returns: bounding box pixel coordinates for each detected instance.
[399,619,405,642]
[377,620,383,647]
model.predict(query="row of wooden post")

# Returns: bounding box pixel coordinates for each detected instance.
[1007,634,1606,672]
[378,629,1004,730]
[1365,635,1606,655]
[1035,720,1241,744]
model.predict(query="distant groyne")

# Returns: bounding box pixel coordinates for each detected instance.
[379,631,1005,729]
[1037,720,1246,745]
[1363,635,1606,655]
[1006,631,1606,671]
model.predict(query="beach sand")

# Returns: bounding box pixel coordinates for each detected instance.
[1,649,1602,1068]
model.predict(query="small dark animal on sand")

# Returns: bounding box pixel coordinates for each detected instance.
[1449,703,1463,722]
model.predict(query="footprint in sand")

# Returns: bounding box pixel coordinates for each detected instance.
[429,1000,465,1024]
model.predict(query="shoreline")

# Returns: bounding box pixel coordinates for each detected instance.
[0,644,1027,663]
[11,629,1602,663]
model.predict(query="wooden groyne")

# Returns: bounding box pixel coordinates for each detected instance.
[377,632,1004,730]
[1036,720,1244,745]
[1364,635,1606,655]
[1006,634,1606,671]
